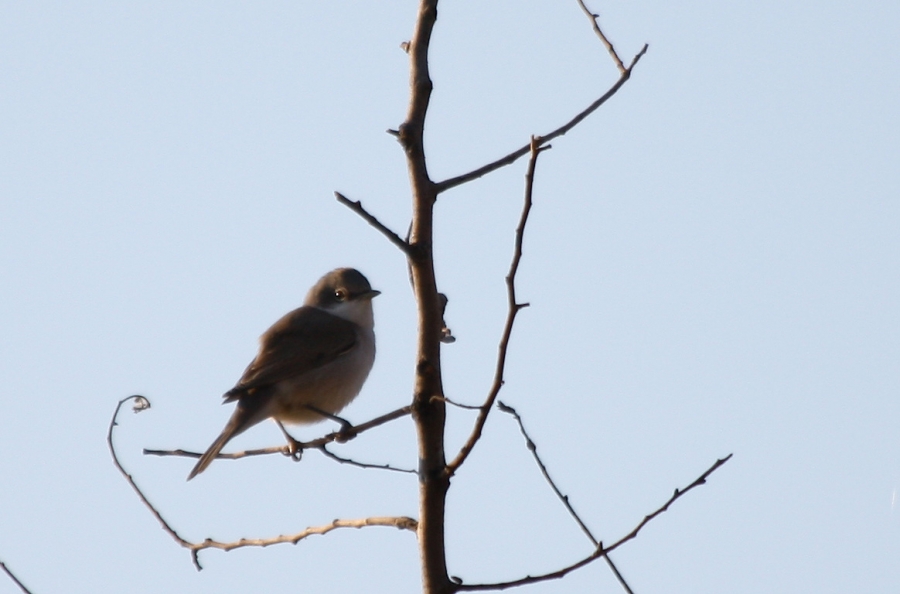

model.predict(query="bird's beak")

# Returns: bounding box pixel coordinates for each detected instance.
[359,289,381,300]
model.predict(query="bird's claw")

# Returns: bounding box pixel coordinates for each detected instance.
[277,421,304,461]
[286,438,304,461]
[334,421,357,443]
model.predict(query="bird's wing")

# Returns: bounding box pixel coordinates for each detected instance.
[223,305,358,401]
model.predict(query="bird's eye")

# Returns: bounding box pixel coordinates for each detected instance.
[334,289,348,301]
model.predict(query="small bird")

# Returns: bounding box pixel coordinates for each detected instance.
[187,268,379,480]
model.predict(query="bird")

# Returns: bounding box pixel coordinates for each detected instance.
[187,268,379,480]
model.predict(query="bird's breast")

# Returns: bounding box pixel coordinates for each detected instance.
[272,327,375,424]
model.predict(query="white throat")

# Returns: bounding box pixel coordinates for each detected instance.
[324,299,375,330]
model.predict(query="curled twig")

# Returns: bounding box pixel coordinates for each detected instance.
[107,395,200,568]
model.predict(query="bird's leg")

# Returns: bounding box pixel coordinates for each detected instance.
[276,421,304,460]
[304,405,357,442]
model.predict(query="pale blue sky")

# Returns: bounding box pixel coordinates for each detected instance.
[1,2,898,593]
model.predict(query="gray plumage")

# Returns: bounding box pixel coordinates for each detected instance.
[187,268,378,480]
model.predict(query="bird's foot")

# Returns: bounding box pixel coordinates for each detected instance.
[334,420,358,443]
[304,405,357,443]
[285,437,304,461]
[277,421,304,461]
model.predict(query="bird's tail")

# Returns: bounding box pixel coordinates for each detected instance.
[187,399,265,480]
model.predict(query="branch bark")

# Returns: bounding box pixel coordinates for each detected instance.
[402,2,452,593]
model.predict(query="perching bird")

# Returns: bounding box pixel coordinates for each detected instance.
[187,268,379,480]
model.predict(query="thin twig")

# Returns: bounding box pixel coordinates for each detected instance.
[0,561,34,594]
[145,405,412,463]
[608,454,733,550]
[434,45,648,195]
[144,445,282,460]
[455,454,733,591]
[317,444,417,474]
[431,395,484,411]
[576,0,626,73]
[190,516,418,554]
[497,401,634,594]
[107,396,201,569]
[335,191,414,256]
[446,137,546,477]
[498,401,597,542]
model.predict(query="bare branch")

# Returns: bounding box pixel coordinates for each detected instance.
[497,401,634,594]
[0,560,34,594]
[431,395,484,411]
[144,445,283,461]
[434,44,648,194]
[608,454,733,551]
[455,454,733,591]
[576,0,626,73]
[498,401,598,542]
[190,516,418,555]
[107,396,203,569]
[446,137,547,477]
[144,405,411,464]
[317,444,417,474]
[335,191,414,256]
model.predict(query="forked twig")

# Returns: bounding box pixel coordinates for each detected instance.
[456,454,733,591]
[446,137,547,477]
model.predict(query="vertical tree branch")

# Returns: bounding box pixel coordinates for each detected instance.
[446,137,546,476]
[401,2,451,593]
